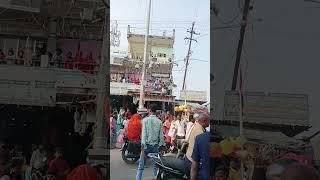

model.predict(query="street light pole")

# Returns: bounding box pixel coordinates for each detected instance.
[138,0,152,113]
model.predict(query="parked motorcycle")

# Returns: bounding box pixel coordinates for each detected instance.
[148,153,189,180]
[121,137,141,164]
[121,136,169,164]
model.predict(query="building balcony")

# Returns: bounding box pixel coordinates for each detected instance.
[0,64,97,107]
[0,0,41,13]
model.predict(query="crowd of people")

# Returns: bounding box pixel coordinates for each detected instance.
[0,143,103,180]
[0,48,97,74]
[110,74,173,95]
[110,105,210,180]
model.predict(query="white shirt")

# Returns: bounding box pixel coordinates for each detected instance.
[175,120,186,137]
[30,149,45,169]
[123,119,129,130]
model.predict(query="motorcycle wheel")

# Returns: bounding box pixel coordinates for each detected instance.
[121,144,140,164]
[156,169,168,180]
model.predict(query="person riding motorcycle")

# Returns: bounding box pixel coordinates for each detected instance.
[126,114,142,142]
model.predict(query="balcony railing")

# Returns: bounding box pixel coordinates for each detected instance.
[0,56,99,75]
[0,0,40,12]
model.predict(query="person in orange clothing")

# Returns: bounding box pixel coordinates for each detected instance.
[163,114,173,145]
[126,114,142,142]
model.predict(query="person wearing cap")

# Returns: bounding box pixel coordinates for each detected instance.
[125,108,132,119]
[136,104,164,180]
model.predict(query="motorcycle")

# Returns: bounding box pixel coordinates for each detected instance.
[148,153,189,180]
[121,136,141,164]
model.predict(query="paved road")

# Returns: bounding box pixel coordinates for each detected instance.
[110,149,153,180]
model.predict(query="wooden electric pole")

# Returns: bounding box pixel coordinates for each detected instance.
[231,0,251,90]
[182,22,199,92]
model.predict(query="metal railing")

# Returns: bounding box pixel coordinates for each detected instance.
[0,57,99,74]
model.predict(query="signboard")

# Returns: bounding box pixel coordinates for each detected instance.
[0,66,56,106]
[152,73,170,78]
[110,82,128,95]
[112,57,124,65]
[180,90,207,102]
[111,48,127,65]
[223,91,309,126]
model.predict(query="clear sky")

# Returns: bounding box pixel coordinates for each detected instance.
[110,0,210,101]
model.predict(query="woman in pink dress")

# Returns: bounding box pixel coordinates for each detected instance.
[116,125,125,149]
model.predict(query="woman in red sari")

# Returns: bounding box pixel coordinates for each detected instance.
[126,114,142,142]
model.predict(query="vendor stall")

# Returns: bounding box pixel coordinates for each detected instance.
[174,103,208,120]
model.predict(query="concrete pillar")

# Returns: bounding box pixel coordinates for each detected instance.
[87,3,109,178]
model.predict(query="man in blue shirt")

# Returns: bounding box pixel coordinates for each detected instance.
[136,104,164,180]
[191,131,210,180]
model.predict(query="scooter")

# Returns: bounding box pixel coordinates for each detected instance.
[148,153,189,180]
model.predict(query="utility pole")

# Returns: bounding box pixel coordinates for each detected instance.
[138,0,152,113]
[231,0,251,90]
[229,1,251,178]
[182,22,199,104]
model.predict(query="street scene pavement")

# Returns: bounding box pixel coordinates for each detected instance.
[110,149,153,180]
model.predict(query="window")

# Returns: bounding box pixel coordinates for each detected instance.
[163,54,166,58]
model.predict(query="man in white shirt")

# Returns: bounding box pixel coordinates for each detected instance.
[175,115,186,139]
[30,145,46,170]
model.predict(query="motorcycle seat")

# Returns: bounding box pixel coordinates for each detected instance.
[160,155,187,175]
